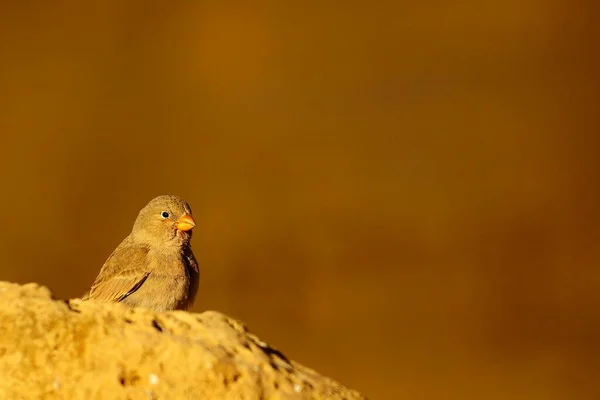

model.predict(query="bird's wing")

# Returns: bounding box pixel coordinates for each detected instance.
[83,239,151,303]
[184,246,200,307]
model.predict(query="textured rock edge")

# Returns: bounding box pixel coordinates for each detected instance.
[0,281,367,399]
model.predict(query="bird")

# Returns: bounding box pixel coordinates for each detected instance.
[81,195,199,312]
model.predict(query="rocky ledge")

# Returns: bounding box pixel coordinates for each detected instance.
[0,282,366,399]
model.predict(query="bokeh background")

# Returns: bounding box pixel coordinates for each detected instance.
[1,1,598,399]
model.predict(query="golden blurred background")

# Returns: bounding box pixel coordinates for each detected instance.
[0,1,598,399]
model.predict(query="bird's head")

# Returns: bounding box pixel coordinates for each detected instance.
[131,195,196,247]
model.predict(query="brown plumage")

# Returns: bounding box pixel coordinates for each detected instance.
[81,195,199,311]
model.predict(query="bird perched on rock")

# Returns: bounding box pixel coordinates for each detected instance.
[81,195,199,311]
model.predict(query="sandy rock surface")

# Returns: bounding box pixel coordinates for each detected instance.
[0,282,366,400]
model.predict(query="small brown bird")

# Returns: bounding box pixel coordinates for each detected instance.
[82,195,199,311]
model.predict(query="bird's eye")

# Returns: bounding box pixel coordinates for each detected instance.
[160,211,170,219]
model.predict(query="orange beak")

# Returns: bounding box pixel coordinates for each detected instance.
[176,213,196,232]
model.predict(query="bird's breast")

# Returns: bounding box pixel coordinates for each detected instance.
[124,249,191,311]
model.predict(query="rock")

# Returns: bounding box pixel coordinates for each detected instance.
[0,281,366,399]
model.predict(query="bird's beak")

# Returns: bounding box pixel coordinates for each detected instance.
[176,213,196,232]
